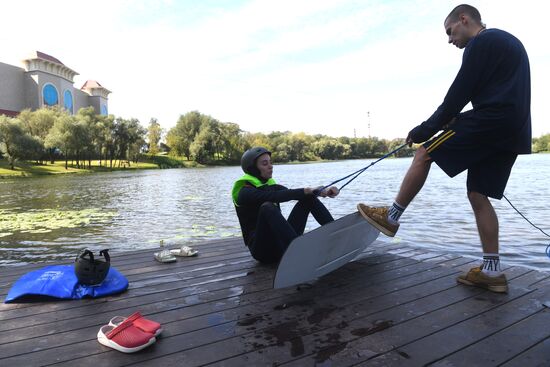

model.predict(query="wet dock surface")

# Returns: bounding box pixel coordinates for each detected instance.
[1,237,550,366]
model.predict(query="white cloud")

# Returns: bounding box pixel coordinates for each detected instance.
[1,0,548,138]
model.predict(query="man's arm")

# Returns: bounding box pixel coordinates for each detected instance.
[408,36,490,143]
[237,185,307,207]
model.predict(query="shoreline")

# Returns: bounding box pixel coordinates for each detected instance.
[1,151,546,179]
[0,155,411,179]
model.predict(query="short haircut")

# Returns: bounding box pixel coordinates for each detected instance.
[446,4,483,25]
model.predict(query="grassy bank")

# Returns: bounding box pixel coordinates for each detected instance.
[0,159,158,178]
[148,154,204,169]
[0,154,209,178]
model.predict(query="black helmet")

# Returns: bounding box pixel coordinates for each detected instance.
[74,249,111,285]
[241,147,271,177]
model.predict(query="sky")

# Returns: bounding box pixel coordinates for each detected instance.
[1,0,548,139]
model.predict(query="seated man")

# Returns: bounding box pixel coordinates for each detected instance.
[232,147,339,264]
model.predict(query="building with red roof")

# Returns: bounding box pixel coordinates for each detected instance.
[0,51,111,117]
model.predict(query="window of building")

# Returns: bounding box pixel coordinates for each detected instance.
[43,84,59,106]
[101,105,108,115]
[64,90,73,114]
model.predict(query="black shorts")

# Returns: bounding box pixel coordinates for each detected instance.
[423,122,517,199]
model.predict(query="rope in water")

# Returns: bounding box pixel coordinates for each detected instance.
[314,143,408,195]
[502,195,550,258]
[315,143,550,259]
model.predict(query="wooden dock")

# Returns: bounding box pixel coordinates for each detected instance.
[1,238,550,366]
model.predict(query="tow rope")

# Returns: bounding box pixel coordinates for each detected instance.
[314,143,408,195]
[314,143,550,259]
[502,195,550,258]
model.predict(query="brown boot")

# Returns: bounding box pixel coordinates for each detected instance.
[456,266,508,293]
[357,203,399,237]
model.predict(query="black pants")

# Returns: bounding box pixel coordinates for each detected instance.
[248,196,334,264]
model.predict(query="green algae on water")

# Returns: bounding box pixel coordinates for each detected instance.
[0,208,118,237]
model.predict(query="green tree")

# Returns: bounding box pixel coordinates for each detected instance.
[533,134,550,152]
[286,132,314,161]
[72,119,92,168]
[90,113,110,166]
[74,107,99,168]
[45,114,81,169]
[166,111,203,160]
[0,116,42,169]
[243,132,272,152]
[18,107,62,163]
[101,115,117,167]
[189,117,220,164]
[313,138,350,160]
[147,118,163,155]
[218,122,245,163]
[388,138,412,157]
[273,142,291,162]
[127,119,147,164]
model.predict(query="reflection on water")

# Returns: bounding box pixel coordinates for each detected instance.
[1,154,549,270]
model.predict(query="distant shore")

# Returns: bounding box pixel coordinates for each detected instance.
[0,157,338,178]
[0,159,158,179]
[3,151,546,179]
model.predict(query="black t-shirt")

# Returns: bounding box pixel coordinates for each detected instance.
[234,183,305,246]
[422,28,531,153]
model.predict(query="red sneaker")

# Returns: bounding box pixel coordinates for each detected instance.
[97,320,156,353]
[109,311,163,336]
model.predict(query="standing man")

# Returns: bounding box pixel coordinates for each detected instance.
[357,4,531,293]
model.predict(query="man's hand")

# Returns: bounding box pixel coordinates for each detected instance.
[305,186,339,197]
[304,187,322,195]
[323,186,339,198]
[406,124,435,146]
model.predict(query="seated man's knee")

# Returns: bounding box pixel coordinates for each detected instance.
[299,194,318,204]
[297,194,324,211]
[259,201,278,214]
[260,201,277,209]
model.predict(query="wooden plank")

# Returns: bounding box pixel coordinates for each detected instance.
[0,238,247,287]
[428,308,550,366]
[500,337,550,367]
[40,257,473,366]
[274,266,533,366]
[354,278,547,366]
[0,253,257,318]
[1,236,549,367]
[196,272,480,366]
[0,239,399,296]
[0,253,443,365]
[0,237,245,286]
[0,245,400,319]
[0,252,411,357]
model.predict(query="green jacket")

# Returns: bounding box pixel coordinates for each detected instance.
[231,173,276,206]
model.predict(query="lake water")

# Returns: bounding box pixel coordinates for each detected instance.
[1,154,549,270]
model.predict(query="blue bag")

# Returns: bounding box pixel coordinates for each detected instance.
[4,265,128,303]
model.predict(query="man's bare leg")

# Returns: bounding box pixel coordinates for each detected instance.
[357,146,432,236]
[468,191,499,254]
[457,190,507,293]
[395,146,433,207]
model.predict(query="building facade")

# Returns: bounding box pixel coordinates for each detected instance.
[0,51,110,117]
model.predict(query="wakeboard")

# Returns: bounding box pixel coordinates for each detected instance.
[273,211,379,289]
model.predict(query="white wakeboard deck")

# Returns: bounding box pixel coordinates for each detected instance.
[273,212,380,289]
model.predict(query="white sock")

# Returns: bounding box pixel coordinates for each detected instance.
[481,253,501,277]
[387,201,406,225]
